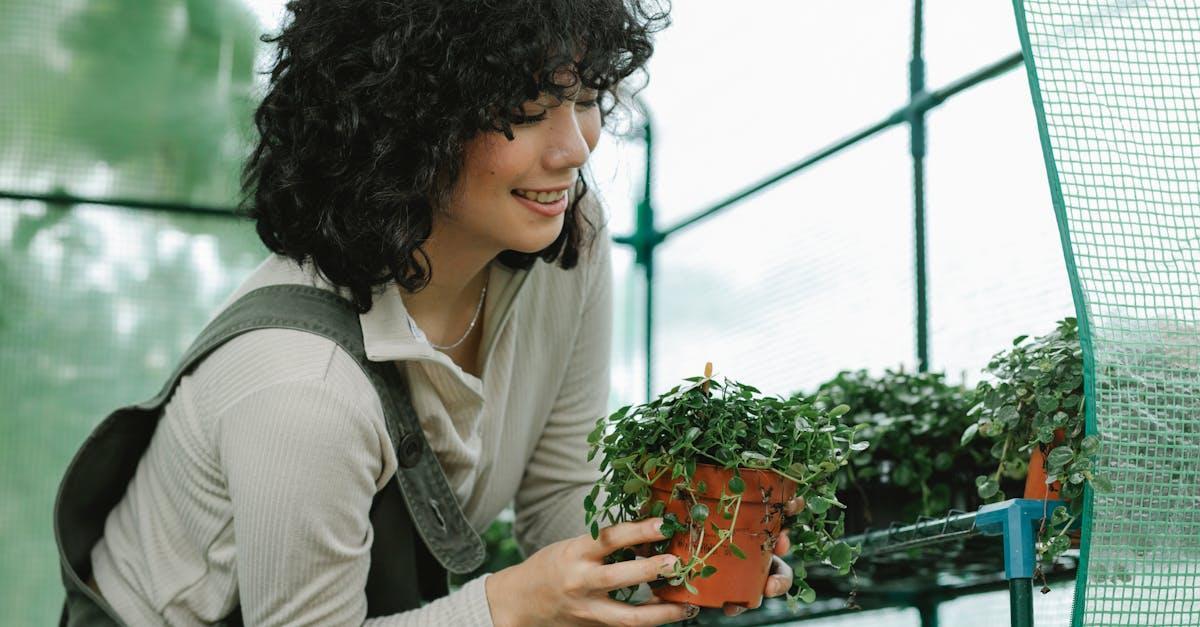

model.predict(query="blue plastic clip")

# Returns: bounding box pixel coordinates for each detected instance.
[976,498,1067,579]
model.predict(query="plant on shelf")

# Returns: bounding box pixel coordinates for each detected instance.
[584,364,865,612]
[961,317,1111,567]
[808,368,996,533]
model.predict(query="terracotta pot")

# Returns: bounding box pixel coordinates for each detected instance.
[648,463,797,608]
[1024,429,1066,500]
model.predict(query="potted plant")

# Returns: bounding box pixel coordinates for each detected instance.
[808,368,1000,534]
[584,365,864,612]
[961,317,1112,566]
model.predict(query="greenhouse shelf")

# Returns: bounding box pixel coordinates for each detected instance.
[691,499,1077,627]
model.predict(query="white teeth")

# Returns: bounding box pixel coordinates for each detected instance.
[516,189,567,203]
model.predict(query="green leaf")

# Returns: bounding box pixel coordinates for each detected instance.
[684,580,698,594]
[1046,446,1074,469]
[727,475,745,495]
[829,542,853,570]
[849,440,870,452]
[806,496,834,515]
[587,423,604,445]
[700,565,718,578]
[976,475,1000,499]
[1091,474,1115,493]
[797,581,817,603]
[660,513,678,538]
[961,422,979,445]
[622,477,646,494]
[828,404,851,418]
[1037,395,1060,412]
[690,503,710,523]
[729,543,747,559]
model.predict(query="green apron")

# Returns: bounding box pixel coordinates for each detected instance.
[53,284,487,626]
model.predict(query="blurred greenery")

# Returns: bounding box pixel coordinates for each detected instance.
[0,201,265,624]
[1,0,260,206]
[1,0,266,623]
[803,368,1008,535]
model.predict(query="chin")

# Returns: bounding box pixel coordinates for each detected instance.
[503,219,566,254]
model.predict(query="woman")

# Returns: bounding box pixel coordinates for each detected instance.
[61,0,800,624]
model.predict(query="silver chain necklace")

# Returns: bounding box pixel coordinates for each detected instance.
[429,278,488,351]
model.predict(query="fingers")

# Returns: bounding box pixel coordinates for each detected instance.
[594,554,678,592]
[784,495,805,516]
[596,597,698,626]
[585,518,668,560]
[773,531,791,556]
[764,555,793,597]
[723,603,748,617]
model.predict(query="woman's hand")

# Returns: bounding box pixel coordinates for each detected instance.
[722,495,805,617]
[486,517,700,627]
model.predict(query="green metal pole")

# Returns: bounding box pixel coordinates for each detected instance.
[0,189,235,217]
[645,52,1023,241]
[1009,578,1034,627]
[910,0,930,373]
[636,117,658,402]
[614,52,1023,402]
[917,599,940,627]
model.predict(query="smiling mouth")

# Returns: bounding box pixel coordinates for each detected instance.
[512,188,568,204]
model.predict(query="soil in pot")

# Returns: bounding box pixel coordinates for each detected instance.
[648,463,797,608]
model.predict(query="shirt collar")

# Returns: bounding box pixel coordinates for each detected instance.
[358,259,531,365]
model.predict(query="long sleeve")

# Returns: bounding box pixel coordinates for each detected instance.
[219,378,495,626]
[512,228,614,557]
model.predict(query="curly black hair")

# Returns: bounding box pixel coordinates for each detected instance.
[240,0,670,313]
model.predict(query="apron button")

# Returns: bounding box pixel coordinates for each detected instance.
[398,433,423,468]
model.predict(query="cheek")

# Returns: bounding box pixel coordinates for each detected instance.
[582,109,602,152]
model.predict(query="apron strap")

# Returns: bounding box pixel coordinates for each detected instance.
[55,284,484,624]
[142,284,485,573]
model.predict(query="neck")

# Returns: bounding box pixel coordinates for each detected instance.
[400,223,498,344]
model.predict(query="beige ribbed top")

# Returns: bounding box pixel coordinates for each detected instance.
[90,224,612,626]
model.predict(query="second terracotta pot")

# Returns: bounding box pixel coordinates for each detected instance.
[649,463,797,608]
[1024,429,1066,500]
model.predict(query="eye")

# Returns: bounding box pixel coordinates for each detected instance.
[575,99,599,110]
[516,110,549,125]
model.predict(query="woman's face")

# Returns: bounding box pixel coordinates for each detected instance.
[442,82,602,255]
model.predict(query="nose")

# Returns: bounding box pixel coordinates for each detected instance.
[542,105,592,172]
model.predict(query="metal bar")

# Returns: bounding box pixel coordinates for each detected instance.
[0,190,237,217]
[639,115,657,402]
[659,114,902,238]
[657,51,1024,240]
[644,246,654,402]
[911,0,930,372]
[719,570,1077,626]
[917,598,940,627]
[928,51,1024,106]
[1009,578,1034,627]
[612,113,660,402]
